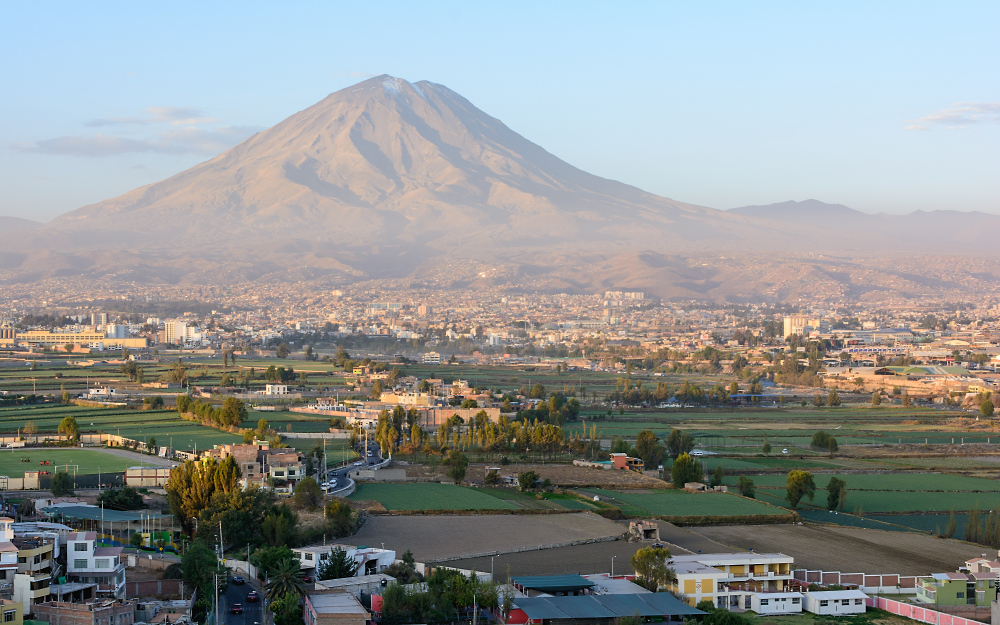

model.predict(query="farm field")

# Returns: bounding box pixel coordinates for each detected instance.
[0,448,139,476]
[724,472,1000,492]
[349,512,625,562]
[692,523,985,574]
[0,404,243,450]
[350,483,518,511]
[582,488,785,517]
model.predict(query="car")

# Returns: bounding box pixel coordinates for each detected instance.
[232,575,245,585]
[782,448,789,454]
[231,604,243,614]
[246,591,259,602]
[303,574,313,583]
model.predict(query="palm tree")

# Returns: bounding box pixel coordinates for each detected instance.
[266,558,306,601]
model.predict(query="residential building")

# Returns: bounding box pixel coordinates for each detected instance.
[65,532,125,598]
[33,600,135,625]
[11,534,54,612]
[0,518,18,594]
[124,467,171,488]
[610,453,644,471]
[422,352,440,365]
[917,572,996,606]
[783,315,827,338]
[293,545,395,576]
[303,589,368,625]
[667,552,795,609]
[802,590,868,615]
[750,592,802,615]
[0,600,23,625]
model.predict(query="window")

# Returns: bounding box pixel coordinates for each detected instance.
[855,599,863,605]
[74,559,88,569]
[4,610,15,622]
[305,553,313,561]
[842,599,850,605]
[74,543,87,552]
[820,601,829,607]
[792,598,801,604]
[760,599,769,606]
[957,592,965,599]
[95,559,110,569]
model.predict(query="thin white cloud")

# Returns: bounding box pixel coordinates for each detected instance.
[907,102,1000,131]
[87,106,219,127]
[13,126,261,157]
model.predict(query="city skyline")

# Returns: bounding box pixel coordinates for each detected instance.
[2,1,999,222]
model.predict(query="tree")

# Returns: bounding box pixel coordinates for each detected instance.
[826,389,841,407]
[518,471,539,491]
[982,398,995,418]
[317,547,358,580]
[443,451,468,484]
[146,437,157,453]
[143,395,164,409]
[710,465,724,488]
[181,541,222,619]
[61,390,70,403]
[902,393,912,407]
[811,431,838,452]
[270,592,303,625]
[98,486,146,511]
[634,430,665,469]
[220,397,248,427]
[671,453,702,486]
[762,439,771,455]
[872,392,882,406]
[276,343,290,358]
[51,471,75,497]
[460,399,478,409]
[58,416,79,442]
[291,476,323,510]
[812,394,824,407]
[665,429,694,459]
[528,383,546,399]
[23,421,37,439]
[252,545,297,580]
[826,476,847,511]
[737,475,756,498]
[630,546,672,591]
[786,470,816,508]
[65,343,74,353]
[266,557,307,601]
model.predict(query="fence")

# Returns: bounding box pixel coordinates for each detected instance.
[794,569,917,594]
[869,596,988,625]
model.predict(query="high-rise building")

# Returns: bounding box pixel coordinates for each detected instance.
[164,320,188,344]
[90,312,108,327]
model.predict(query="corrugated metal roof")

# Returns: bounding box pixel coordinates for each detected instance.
[636,592,707,615]
[545,596,617,619]
[512,574,595,592]
[514,598,570,620]
[513,593,706,620]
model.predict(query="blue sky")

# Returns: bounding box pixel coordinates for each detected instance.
[2,1,998,221]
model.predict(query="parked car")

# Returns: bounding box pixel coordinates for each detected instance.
[246,591,259,602]
[303,574,313,583]
[232,576,245,585]
[231,604,243,614]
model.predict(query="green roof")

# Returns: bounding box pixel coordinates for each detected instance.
[514,594,705,620]
[512,574,595,593]
[43,505,172,523]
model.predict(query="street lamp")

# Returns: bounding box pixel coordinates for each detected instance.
[612,555,616,578]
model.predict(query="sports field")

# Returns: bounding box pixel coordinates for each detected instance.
[0,448,139,476]
[350,483,519,511]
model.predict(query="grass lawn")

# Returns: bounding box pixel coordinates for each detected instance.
[349,483,518,511]
[0,448,138,476]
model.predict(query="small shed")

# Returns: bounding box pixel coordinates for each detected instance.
[751,592,803,615]
[803,590,868,615]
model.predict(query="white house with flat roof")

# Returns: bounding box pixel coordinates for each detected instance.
[803,590,868,615]
[751,592,803,615]
[293,545,395,577]
[66,531,125,598]
[668,552,796,610]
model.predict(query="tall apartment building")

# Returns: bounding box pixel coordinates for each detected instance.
[90,313,108,327]
[783,315,828,339]
[163,320,187,345]
[66,532,125,598]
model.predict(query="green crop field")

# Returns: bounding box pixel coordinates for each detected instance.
[350,483,518,511]
[0,448,139,476]
[803,490,1000,513]
[583,488,784,517]
[725,472,1000,492]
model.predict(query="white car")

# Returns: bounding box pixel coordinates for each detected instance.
[782,448,789,454]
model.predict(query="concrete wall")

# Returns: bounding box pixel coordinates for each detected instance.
[871,596,988,625]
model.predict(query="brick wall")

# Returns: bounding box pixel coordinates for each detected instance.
[124,579,182,599]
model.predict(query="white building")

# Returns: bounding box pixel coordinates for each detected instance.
[265,384,290,395]
[423,352,441,365]
[66,531,125,598]
[0,518,17,592]
[292,544,395,576]
[751,592,803,615]
[164,320,188,345]
[803,590,868,615]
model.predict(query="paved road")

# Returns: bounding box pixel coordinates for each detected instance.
[319,442,382,491]
[218,577,265,625]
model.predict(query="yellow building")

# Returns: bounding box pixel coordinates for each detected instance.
[668,552,795,609]
[14,331,147,349]
[1,599,24,625]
